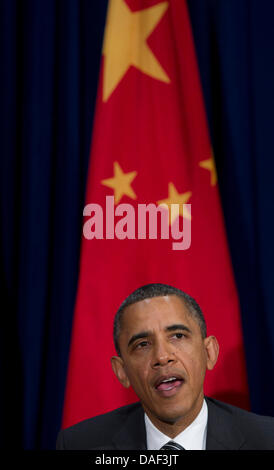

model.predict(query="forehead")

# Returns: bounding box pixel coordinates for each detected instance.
[121,295,196,335]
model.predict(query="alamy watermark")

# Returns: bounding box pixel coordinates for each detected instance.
[83,196,191,251]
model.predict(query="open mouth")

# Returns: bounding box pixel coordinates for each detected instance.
[154,375,184,396]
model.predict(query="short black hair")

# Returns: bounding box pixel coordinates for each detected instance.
[113,283,207,356]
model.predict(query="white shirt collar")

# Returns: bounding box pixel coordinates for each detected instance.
[144,399,208,450]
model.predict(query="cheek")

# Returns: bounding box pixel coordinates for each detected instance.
[176,344,207,379]
[125,361,150,389]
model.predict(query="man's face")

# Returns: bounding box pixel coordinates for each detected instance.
[111,295,218,431]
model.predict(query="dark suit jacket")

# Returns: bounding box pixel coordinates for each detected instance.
[56,397,274,450]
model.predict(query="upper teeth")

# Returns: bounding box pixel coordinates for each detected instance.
[162,377,176,383]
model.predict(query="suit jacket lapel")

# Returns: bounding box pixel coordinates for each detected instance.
[205,397,246,450]
[112,403,147,450]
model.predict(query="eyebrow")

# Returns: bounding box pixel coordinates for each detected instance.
[127,324,192,348]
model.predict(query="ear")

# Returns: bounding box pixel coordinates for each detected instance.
[204,336,219,371]
[111,355,131,388]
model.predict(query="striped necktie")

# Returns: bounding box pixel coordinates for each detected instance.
[160,441,185,450]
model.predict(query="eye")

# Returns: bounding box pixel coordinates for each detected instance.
[136,340,149,349]
[172,333,185,339]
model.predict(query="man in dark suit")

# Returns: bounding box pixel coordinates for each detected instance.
[57,283,274,450]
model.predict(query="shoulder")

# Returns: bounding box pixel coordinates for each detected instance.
[206,396,274,426]
[206,397,274,449]
[56,402,142,450]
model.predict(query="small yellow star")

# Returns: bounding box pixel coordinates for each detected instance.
[101,161,137,204]
[157,183,192,225]
[199,155,217,186]
[102,0,170,101]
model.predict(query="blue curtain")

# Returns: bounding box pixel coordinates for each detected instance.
[0,0,108,449]
[188,0,274,417]
[1,0,274,450]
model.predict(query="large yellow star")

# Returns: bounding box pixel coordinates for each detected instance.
[157,183,192,225]
[101,161,137,204]
[199,155,217,186]
[102,0,170,101]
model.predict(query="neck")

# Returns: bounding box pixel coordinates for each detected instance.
[144,394,204,439]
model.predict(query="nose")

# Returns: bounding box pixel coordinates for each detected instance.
[151,339,175,368]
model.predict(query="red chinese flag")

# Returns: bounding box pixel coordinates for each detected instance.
[62,0,249,428]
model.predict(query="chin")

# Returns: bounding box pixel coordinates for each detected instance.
[155,403,190,424]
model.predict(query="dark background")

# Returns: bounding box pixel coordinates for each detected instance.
[1,0,274,449]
